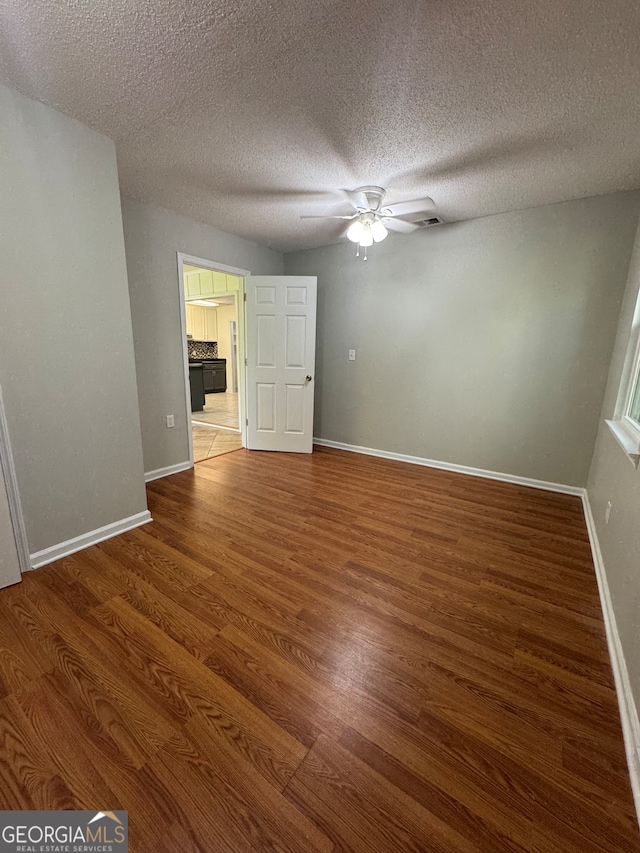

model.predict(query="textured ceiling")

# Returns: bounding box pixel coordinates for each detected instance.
[2,0,640,251]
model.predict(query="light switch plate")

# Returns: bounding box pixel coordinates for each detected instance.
[348,349,356,361]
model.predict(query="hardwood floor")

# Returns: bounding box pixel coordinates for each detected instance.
[0,446,638,852]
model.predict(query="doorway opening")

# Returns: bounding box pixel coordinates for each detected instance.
[177,255,249,466]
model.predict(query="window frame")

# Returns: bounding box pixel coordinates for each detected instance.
[606,286,640,467]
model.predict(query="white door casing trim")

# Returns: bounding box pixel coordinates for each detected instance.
[0,386,30,575]
[179,254,251,278]
[176,252,249,466]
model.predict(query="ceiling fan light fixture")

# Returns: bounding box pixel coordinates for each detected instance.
[371,219,388,242]
[346,219,364,242]
[347,212,387,248]
[359,227,374,247]
[302,186,435,259]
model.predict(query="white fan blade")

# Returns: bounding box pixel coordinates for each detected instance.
[300,214,357,220]
[344,189,370,210]
[384,218,419,233]
[383,197,435,218]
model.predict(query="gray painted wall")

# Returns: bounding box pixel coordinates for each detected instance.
[588,217,640,711]
[285,192,640,487]
[122,199,283,474]
[0,85,147,554]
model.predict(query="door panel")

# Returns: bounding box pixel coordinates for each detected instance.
[257,383,276,432]
[286,285,307,306]
[257,315,277,366]
[285,384,305,433]
[285,315,306,368]
[246,276,317,452]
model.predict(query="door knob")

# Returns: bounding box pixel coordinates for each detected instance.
[306,375,313,382]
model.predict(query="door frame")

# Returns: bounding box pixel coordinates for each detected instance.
[176,252,250,467]
[0,385,30,576]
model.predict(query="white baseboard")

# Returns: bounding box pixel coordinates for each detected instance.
[312,438,584,496]
[29,510,153,570]
[144,460,193,482]
[582,493,640,827]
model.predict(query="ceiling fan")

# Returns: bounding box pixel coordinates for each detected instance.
[301,186,436,259]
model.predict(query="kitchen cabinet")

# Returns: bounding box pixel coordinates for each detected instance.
[185,304,204,340]
[189,363,205,411]
[202,359,227,393]
[205,309,218,342]
[184,269,243,298]
[185,304,218,341]
[184,271,202,297]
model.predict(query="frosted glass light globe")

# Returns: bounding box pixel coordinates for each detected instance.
[371,220,388,242]
[359,227,374,247]
[347,220,364,242]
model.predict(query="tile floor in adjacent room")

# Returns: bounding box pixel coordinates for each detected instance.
[192,423,242,462]
[192,391,239,429]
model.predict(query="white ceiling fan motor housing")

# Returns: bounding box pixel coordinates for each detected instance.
[354,186,386,210]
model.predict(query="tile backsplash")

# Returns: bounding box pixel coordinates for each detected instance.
[188,340,218,359]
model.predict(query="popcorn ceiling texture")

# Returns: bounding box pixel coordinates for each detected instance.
[1,0,640,251]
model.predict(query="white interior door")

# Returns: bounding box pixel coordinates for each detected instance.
[246,276,317,452]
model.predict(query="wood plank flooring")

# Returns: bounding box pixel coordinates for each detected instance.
[0,446,638,852]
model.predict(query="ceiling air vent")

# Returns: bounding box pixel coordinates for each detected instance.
[415,216,445,228]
